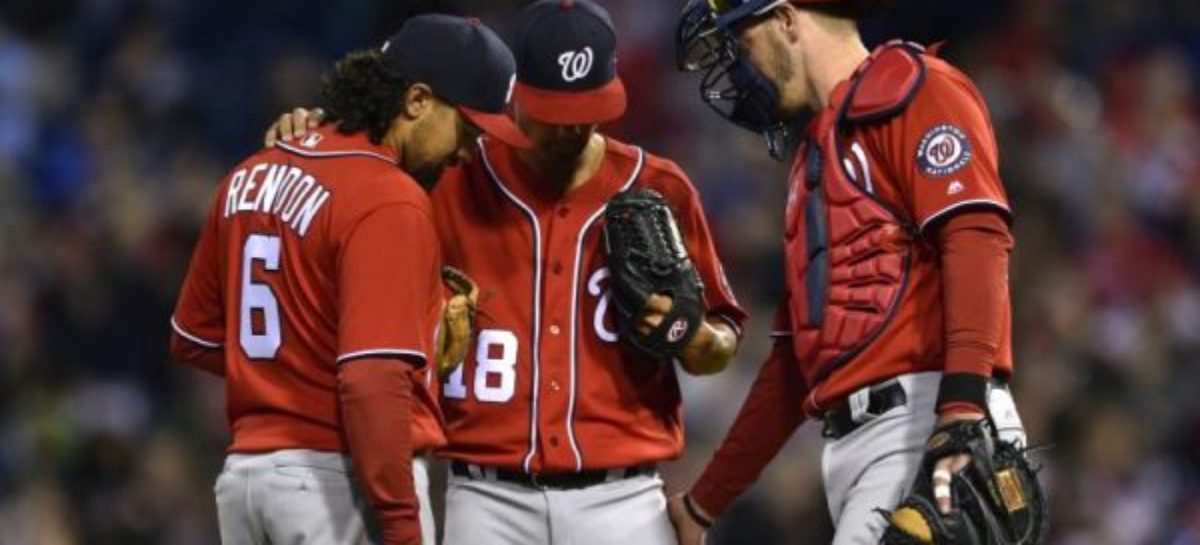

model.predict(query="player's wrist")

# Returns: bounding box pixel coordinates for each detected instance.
[935,372,988,415]
[937,402,986,422]
[680,320,736,375]
[683,492,716,529]
[683,320,714,355]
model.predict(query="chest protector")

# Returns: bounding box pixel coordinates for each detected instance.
[784,41,930,385]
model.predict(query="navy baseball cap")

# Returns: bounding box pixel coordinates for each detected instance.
[382,14,530,148]
[512,0,627,125]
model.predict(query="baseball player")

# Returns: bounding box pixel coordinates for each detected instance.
[667,1,1035,544]
[266,2,747,544]
[169,16,529,545]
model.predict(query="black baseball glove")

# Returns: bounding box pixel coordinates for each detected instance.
[602,188,705,361]
[880,419,1048,545]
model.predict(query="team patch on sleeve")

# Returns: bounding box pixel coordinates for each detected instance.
[916,124,972,177]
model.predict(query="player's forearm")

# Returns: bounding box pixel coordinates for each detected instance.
[689,340,808,518]
[679,320,738,375]
[935,211,1013,413]
[169,332,226,376]
[338,359,422,545]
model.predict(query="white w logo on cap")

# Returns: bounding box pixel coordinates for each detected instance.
[557,47,594,82]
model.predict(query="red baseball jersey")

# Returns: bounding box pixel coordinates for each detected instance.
[431,136,746,473]
[780,49,1014,414]
[172,127,447,453]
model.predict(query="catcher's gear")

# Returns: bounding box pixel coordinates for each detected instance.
[435,266,478,376]
[881,419,1047,545]
[603,188,706,361]
[676,0,788,158]
[675,0,893,160]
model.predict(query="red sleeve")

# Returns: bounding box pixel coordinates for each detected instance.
[935,210,1014,413]
[171,193,227,370]
[169,332,224,376]
[337,203,441,366]
[339,358,420,545]
[888,67,1010,232]
[689,303,808,517]
[672,175,748,336]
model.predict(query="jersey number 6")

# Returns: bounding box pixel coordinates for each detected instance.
[443,329,517,403]
[240,234,282,359]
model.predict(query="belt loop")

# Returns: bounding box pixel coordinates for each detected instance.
[848,385,873,424]
[468,464,483,480]
[821,419,837,438]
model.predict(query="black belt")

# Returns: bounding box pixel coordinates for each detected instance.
[449,461,656,490]
[821,381,908,439]
[821,377,1011,439]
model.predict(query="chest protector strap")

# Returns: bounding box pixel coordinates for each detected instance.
[799,41,931,386]
[838,40,928,126]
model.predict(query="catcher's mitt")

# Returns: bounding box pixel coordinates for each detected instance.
[881,419,1047,545]
[602,188,705,361]
[435,266,478,376]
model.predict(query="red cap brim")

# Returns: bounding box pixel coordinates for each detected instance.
[460,107,532,149]
[513,77,627,125]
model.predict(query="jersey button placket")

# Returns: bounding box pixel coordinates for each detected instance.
[539,210,580,470]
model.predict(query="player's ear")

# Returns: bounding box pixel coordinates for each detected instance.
[774,4,802,44]
[403,83,435,120]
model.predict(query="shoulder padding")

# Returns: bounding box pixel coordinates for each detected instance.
[841,41,928,125]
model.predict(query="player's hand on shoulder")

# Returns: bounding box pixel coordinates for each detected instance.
[667,493,709,545]
[263,106,326,147]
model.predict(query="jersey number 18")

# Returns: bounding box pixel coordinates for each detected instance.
[443,329,517,403]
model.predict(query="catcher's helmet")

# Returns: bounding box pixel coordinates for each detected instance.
[675,0,809,158]
[674,0,876,159]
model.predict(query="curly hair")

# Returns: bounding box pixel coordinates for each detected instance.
[319,49,411,144]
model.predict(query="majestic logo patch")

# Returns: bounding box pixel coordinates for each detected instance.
[558,47,594,82]
[916,124,972,177]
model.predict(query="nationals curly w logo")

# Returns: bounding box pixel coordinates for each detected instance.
[558,47,594,82]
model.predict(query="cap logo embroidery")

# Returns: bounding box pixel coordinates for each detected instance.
[558,47,594,82]
[505,74,516,104]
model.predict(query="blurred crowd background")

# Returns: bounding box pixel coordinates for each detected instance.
[1,0,1199,543]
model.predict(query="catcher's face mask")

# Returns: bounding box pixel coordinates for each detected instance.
[676,0,790,158]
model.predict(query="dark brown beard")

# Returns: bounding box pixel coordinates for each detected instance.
[410,163,445,190]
